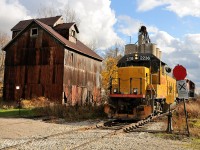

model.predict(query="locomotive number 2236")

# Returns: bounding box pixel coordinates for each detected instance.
[126,56,151,61]
[140,56,150,60]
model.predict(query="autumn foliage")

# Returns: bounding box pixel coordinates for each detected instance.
[101,57,118,92]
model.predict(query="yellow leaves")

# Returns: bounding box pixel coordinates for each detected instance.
[101,57,118,90]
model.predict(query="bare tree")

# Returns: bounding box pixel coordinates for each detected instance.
[85,39,98,52]
[37,6,57,18]
[37,3,80,26]
[0,33,9,48]
[104,42,124,59]
[61,4,81,26]
[0,31,10,82]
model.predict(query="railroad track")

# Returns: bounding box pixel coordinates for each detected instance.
[96,117,150,132]
[71,112,168,149]
[96,111,172,133]
[70,130,118,150]
[96,119,135,130]
[123,112,169,133]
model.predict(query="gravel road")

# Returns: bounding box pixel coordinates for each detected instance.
[0,118,193,150]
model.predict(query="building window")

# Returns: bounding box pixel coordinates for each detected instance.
[31,28,38,36]
[71,53,74,63]
[71,30,76,37]
[63,92,67,103]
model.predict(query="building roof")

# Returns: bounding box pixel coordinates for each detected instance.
[54,23,79,33]
[11,16,62,31]
[4,17,103,61]
[35,20,102,60]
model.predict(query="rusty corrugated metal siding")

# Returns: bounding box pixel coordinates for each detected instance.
[4,23,64,101]
[63,49,102,106]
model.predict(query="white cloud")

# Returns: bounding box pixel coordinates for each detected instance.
[184,34,200,47]
[55,0,123,49]
[137,0,200,17]
[137,0,167,12]
[117,15,158,35]
[166,0,200,17]
[149,31,200,67]
[0,0,30,35]
[117,15,142,35]
[150,31,181,53]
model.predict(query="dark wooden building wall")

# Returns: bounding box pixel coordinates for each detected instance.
[3,23,64,101]
[63,49,102,106]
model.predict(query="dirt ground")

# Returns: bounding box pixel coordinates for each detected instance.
[0,118,195,150]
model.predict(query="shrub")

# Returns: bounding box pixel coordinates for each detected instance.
[35,104,107,122]
[175,99,200,119]
[1,96,107,121]
[21,97,50,108]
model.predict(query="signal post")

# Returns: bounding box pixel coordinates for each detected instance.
[173,64,190,136]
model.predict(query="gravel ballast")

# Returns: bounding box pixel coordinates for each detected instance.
[0,118,193,150]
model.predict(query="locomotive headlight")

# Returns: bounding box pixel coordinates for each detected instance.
[133,88,138,94]
[135,53,138,60]
[113,88,118,93]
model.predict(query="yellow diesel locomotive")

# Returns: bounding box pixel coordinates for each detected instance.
[104,26,176,120]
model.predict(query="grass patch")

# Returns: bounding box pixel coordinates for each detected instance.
[154,133,200,149]
[155,132,188,140]
[154,132,192,149]
[191,138,200,150]
[0,108,37,118]
[190,119,200,128]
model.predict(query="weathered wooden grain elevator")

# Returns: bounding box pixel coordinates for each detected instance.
[3,16,103,106]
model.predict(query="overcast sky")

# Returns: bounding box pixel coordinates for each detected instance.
[0,0,200,93]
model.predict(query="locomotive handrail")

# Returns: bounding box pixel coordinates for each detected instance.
[110,77,148,82]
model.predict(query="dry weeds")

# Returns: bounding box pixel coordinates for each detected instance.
[174,99,200,137]
[21,97,50,108]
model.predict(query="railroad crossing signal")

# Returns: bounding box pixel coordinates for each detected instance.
[173,65,187,81]
[177,80,188,99]
[179,82,186,90]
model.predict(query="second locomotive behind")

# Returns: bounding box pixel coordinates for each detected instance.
[104,26,177,120]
